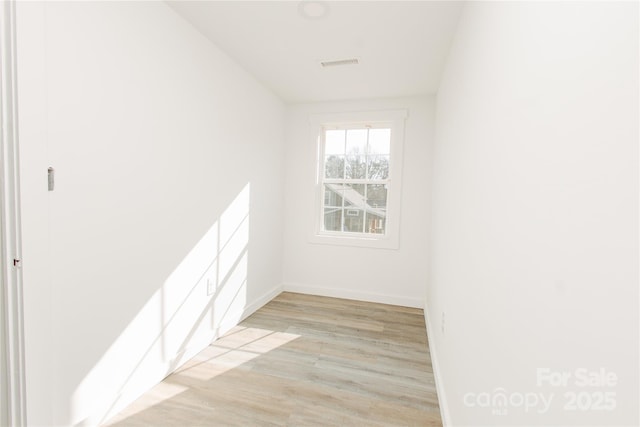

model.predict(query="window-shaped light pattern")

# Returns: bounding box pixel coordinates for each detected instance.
[322,127,390,235]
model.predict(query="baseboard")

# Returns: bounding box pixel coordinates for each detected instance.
[241,283,283,321]
[424,303,451,426]
[282,282,423,308]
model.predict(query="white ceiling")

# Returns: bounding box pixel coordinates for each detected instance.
[167,1,464,104]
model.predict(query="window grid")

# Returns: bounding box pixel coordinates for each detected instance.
[320,125,391,236]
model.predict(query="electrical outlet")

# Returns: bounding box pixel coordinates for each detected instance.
[441,311,445,334]
[207,278,215,296]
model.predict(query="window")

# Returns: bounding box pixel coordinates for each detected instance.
[310,110,407,249]
[321,126,390,234]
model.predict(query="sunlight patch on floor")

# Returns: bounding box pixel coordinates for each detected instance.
[175,326,300,382]
[105,381,188,424]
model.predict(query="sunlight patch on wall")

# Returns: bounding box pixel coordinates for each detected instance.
[71,183,252,426]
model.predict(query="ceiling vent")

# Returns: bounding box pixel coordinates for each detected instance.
[320,58,359,68]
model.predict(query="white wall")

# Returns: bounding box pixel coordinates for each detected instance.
[17,2,285,426]
[283,97,434,307]
[428,2,638,426]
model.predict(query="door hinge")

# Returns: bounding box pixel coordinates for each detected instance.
[13,259,21,268]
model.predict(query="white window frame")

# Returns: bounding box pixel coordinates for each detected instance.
[309,110,407,249]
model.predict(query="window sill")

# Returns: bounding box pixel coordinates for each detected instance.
[308,232,399,250]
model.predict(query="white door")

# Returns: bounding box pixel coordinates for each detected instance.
[0,1,26,425]
[1,223,8,426]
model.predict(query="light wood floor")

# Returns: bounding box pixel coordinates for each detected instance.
[105,292,442,426]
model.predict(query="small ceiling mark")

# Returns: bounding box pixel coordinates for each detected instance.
[320,58,359,68]
[298,1,329,20]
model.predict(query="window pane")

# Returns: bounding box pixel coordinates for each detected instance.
[324,208,342,231]
[325,155,344,179]
[324,184,343,207]
[343,208,364,233]
[325,130,345,155]
[343,184,365,208]
[365,184,386,234]
[365,213,386,234]
[368,129,391,154]
[367,155,389,180]
[366,184,387,209]
[345,155,365,179]
[346,129,367,155]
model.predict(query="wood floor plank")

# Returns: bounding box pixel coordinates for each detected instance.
[105,292,442,426]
